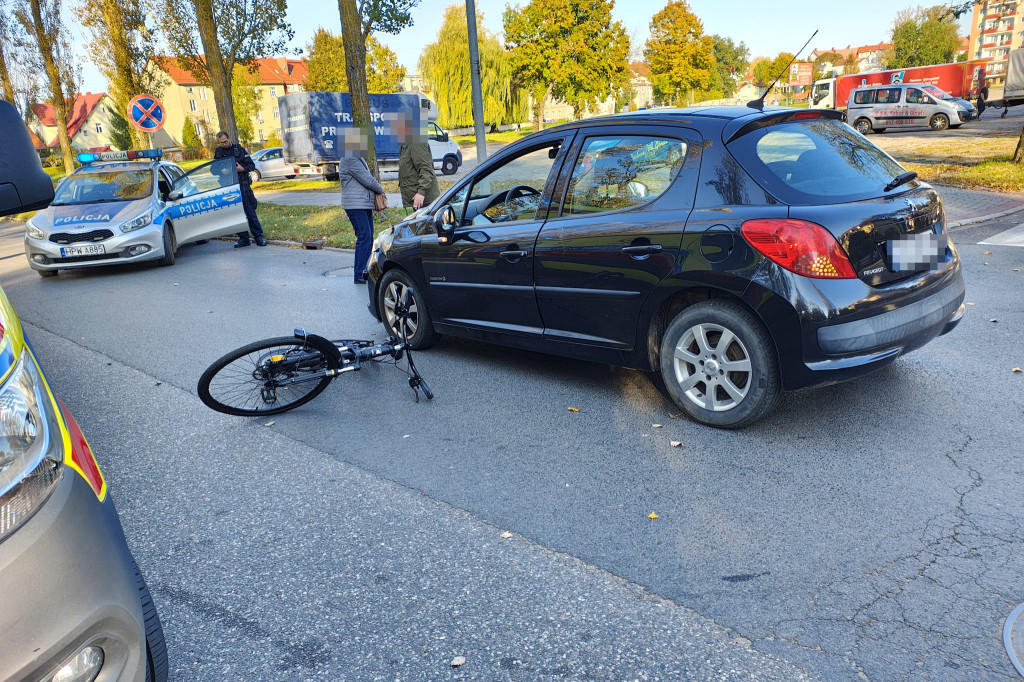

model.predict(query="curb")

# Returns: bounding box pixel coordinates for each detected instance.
[215,236,354,254]
[948,203,1024,229]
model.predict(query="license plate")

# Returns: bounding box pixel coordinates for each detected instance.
[60,244,106,258]
[888,233,947,271]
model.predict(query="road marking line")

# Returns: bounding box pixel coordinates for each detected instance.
[979,224,1024,248]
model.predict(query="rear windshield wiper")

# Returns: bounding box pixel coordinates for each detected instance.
[884,171,918,192]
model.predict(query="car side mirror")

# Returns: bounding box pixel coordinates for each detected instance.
[433,205,457,243]
[442,131,449,142]
[0,101,55,216]
[168,190,183,201]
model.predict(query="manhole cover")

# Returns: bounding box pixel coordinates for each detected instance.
[323,267,353,277]
[1005,602,1024,678]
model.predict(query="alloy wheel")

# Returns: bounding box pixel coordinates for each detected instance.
[383,280,419,338]
[671,323,752,412]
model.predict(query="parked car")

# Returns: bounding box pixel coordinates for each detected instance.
[24,149,249,276]
[847,83,976,134]
[250,146,296,182]
[364,107,965,428]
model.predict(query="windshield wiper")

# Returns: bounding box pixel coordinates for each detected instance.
[884,171,918,192]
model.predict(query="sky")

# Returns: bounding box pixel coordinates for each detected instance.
[74,0,974,94]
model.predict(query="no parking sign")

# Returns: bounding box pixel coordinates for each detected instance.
[127,94,166,133]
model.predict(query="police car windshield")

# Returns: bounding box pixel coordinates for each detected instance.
[52,169,153,206]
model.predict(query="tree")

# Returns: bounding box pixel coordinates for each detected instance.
[336,0,420,178]
[15,0,79,174]
[505,0,630,128]
[884,5,960,69]
[813,50,844,81]
[153,0,294,142]
[80,0,159,148]
[109,110,133,150]
[842,53,859,75]
[644,1,714,106]
[231,64,260,146]
[420,4,525,129]
[708,35,748,99]
[750,52,793,101]
[0,5,16,104]
[182,116,202,148]
[305,28,405,93]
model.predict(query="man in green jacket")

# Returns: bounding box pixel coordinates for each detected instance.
[394,114,440,210]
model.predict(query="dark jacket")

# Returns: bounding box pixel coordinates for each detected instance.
[339,156,384,211]
[398,142,440,208]
[214,143,256,187]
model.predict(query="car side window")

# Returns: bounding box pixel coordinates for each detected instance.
[852,90,872,105]
[561,136,686,216]
[906,88,924,104]
[429,122,445,142]
[158,169,174,198]
[172,158,237,198]
[876,88,901,104]
[460,142,562,226]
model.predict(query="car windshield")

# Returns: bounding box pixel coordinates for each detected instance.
[52,169,153,205]
[727,119,908,205]
[922,85,954,101]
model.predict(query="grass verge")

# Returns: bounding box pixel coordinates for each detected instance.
[258,204,415,248]
[905,155,1024,193]
[452,128,536,147]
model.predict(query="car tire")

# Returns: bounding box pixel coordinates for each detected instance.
[37,268,58,277]
[378,269,438,350]
[950,123,962,129]
[854,118,872,135]
[158,223,176,266]
[658,300,781,429]
[929,113,949,131]
[249,169,261,183]
[441,156,458,175]
[286,175,296,179]
[134,562,168,682]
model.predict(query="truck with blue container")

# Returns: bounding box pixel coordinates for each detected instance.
[279,92,463,180]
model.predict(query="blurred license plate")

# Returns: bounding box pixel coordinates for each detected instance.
[888,233,947,271]
[60,245,105,257]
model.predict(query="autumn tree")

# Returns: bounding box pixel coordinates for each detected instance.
[0,6,16,104]
[15,0,79,174]
[420,4,525,128]
[153,0,294,142]
[337,0,420,178]
[305,27,405,93]
[843,53,860,75]
[813,50,844,81]
[505,0,630,128]
[884,6,961,69]
[644,0,714,106]
[80,0,159,148]
[750,52,793,101]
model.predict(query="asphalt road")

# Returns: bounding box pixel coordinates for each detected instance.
[0,212,1022,680]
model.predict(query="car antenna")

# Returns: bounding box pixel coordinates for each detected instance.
[747,30,818,110]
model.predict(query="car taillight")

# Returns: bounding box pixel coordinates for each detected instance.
[741,219,857,279]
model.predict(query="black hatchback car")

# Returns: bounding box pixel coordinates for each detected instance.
[365,107,965,428]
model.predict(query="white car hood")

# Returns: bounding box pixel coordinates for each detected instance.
[36,197,150,231]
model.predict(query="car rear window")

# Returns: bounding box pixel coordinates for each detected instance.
[726,119,909,205]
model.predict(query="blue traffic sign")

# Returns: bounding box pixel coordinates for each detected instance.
[128,94,166,133]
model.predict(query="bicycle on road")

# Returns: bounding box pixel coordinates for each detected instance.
[198,312,433,416]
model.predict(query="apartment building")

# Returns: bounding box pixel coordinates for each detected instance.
[148,57,308,147]
[968,0,1020,85]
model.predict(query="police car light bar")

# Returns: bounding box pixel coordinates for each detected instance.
[77,149,163,164]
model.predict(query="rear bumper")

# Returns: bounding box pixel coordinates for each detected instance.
[0,472,146,682]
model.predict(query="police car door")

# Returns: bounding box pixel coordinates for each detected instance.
[167,158,248,242]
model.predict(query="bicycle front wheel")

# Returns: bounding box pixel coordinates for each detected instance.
[198,336,339,416]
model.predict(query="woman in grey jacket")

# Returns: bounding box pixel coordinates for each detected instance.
[338,144,384,284]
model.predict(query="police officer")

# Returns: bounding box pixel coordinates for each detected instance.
[214,131,266,248]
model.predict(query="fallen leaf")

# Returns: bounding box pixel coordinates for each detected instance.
[173,283,179,286]
[500,531,513,539]
[568,406,580,412]
[670,440,682,447]
[154,382,162,386]
[669,412,684,419]
[451,656,466,667]
[402,434,411,438]
[264,421,275,426]
[1014,368,1022,373]
[990,319,998,323]
[648,512,659,520]
[208,310,213,313]
[1015,269,1021,272]
[984,251,993,255]
[652,423,663,428]
[966,302,975,306]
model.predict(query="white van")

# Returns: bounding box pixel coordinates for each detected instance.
[846,83,976,134]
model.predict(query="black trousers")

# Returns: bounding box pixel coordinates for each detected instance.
[238,185,264,241]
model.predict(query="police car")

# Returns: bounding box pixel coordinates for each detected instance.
[24,149,249,277]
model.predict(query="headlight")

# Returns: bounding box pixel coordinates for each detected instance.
[0,351,64,542]
[25,218,45,240]
[118,210,153,233]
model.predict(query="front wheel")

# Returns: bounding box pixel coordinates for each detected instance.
[929,113,949,131]
[658,300,781,429]
[378,269,438,350]
[441,156,458,175]
[158,223,176,266]
[198,336,339,416]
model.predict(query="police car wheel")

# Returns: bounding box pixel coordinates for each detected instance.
[37,268,58,277]
[158,224,177,266]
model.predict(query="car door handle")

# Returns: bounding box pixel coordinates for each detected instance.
[621,244,662,256]
[500,250,529,258]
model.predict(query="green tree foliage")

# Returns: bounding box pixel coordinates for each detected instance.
[230,64,260,146]
[153,0,294,142]
[109,110,133,149]
[305,27,405,93]
[420,4,525,128]
[79,0,159,148]
[644,0,714,106]
[182,116,202,148]
[504,0,630,128]
[813,50,844,81]
[843,53,859,75]
[884,5,961,69]
[750,52,793,101]
[708,35,748,99]
[0,6,17,104]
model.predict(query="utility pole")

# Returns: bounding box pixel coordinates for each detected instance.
[465,0,486,163]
